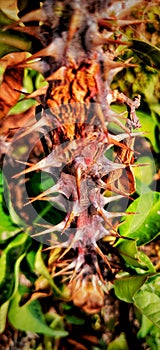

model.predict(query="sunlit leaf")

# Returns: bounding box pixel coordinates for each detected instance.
[0,300,9,333]
[114,274,147,303]
[34,247,62,296]
[137,315,154,338]
[144,275,160,297]
[133,290,160,329]
[133,156,156,188]
[116,240,155,272]
[9,99,36,115]
[119,192,160,245]
[0,233,31,305]
[107,332,129,350]
[146,326,160,350]
[8,287,68,337]
[137,111,159,153]
[0,250,27,332]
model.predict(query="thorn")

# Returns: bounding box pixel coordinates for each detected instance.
[94,242,112,270]
[75,166,82,200]
[61,211,75,234]
[94,258,105,283]
[52,260,76,278]
[97,207,118,234]
[58,243,74,261]
[23,184,59,206]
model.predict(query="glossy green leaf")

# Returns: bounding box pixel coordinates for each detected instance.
[0,233,31,305]
[116,240,155,272]
[119,192,160,245]
[131,40,160,68]
[116,239,142,267]
[137,251,155,273]
[8,288,68,337]
[137,111,159,153]
[133,156,156,188]
[116,237,155,272]
[144,275,160,297]
[133,290,160,329]
[114,275,147,303]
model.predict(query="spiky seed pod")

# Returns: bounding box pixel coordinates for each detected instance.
[3,0,144,313]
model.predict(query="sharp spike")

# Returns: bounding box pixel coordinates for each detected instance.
[61,211,75,233]
[52,260,76,278]
[94,258,105,283]
[75,166,82,200]
[24,184,59,206]
[97,207,118,234]
[94,242,112,270]
[58,243,74,261]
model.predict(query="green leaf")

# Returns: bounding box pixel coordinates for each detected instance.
[34,247,62,296]
[116,240,141,268]
[9,98,36,115]
[144,275,160,297]
[137,111,159,153]
[114,275,147,303]
[147,328,160,350]
[0,247,28,332]
[107,333,129,350]
[133,156,156,189]
[0,172,21,242]
[116,240,155,272]
[26,249,37,272]
[0,252,26,333]
[0,300,9,333]
[137,314,154,338]
[8,288,68,337]
[133,290,160,329]
[2,174,27,228]
[119,192,160,245]
[131,40,160,68]
[0,233,31,304]
[137,251,155,273]
[65,315,85,325]
[0,204,21,243]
